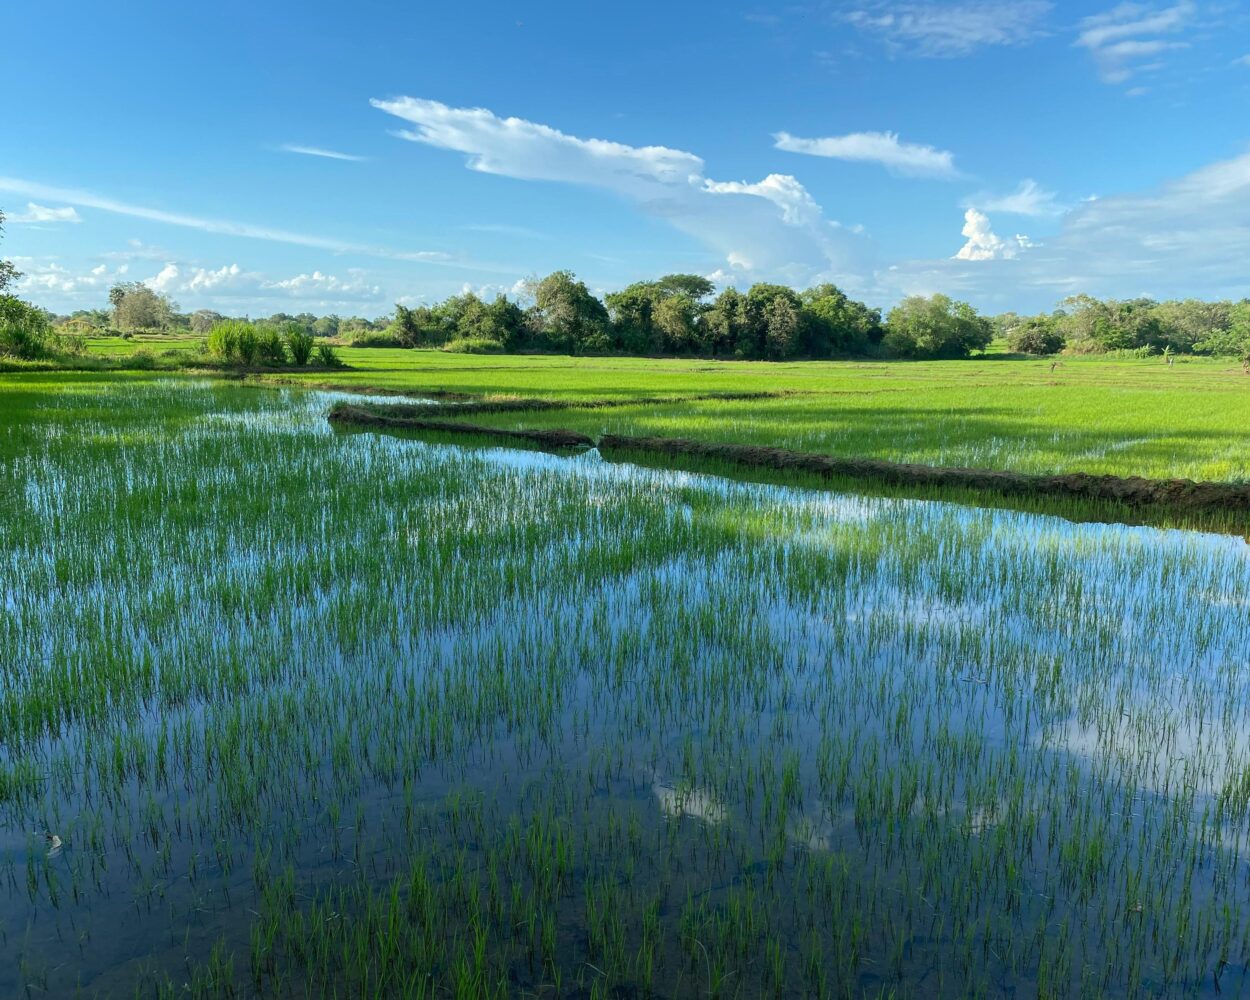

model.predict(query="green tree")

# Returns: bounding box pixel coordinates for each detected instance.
[883,294,993,359]
[800,284,883,355]
[1195,300,1250,360]
[390,304,423,347]
[190,309,224,334]
[525,271,610,353]
[703,287,746,357]
[312,315,340,338]
[110,282,177,331]
[764,295,801,360]
[1006,315,1065,355]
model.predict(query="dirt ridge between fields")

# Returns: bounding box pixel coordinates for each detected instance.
[328,403,1250,512]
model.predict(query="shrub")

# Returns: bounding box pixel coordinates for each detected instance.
[314,344,343,367]
[442,336,505,354]
[1007,318,1065,356]
[126,349,158,370]
[349,331,404,348]
[0,296,55,359]
[285,326,315,366]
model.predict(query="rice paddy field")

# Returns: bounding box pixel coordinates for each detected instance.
[4,369,1250,997]
[271,349,1250,482]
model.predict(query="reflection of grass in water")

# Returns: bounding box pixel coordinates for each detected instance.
[3,373,1250,996]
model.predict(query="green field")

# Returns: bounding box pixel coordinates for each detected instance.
[257,349,1250,482]
[3,371,1250,997]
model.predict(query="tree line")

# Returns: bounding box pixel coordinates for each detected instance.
[4,211,1250,363]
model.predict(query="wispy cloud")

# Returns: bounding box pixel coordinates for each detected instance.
[1076,2,1194,83]
[8,202,82,224]
[966,179,1066,217]
[0,176,452,264]
[841,1,1052,56]
[774,130,958,179]
[278,144,367,162]
[372,96,870,286]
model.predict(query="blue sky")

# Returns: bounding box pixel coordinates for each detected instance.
[3,0,1249,317]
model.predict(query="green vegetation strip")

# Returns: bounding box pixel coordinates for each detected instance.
[330,402,1250,512]
[322,387,789,416]
[328,403,594,449]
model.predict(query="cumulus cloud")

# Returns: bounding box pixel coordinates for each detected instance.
[1076,2,1194,83]
[279,144,367,162]
[17,260,126,295]
[774,130,958,179]
[842,1,1052,56]
[8,202,82,224]
[967,179,1066,217]
[952,209,1032,260]
[371,96,869,286]
[146,261,382,302]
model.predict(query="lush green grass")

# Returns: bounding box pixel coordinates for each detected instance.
[83,332,205,356]
[271,349,1250,481]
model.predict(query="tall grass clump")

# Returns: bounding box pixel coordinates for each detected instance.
[206,319,261,365]
[285,325,315,365]
[315,343,343,367]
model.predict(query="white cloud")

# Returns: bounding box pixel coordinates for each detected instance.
[774,130,958,179]
[1234,54,1250,67]
[952,209,1031,260]
[1076,2,1194,83]
[886,148,1250,310]
[842,1,1052,56]
[967,179,1066,217]
[372,96,869,286]
[8,202,83,224]
[279,144,367,162]
[145,261,382,302]
[0,176,454,265]
[16,260,125,295]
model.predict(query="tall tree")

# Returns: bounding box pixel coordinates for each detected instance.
[110,282,177,331]
[883,294,993,359]
[526,271,611,353]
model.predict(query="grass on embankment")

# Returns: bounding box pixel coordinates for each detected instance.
[301,350,1250,482]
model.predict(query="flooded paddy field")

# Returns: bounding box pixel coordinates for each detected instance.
[3,375,1250,997]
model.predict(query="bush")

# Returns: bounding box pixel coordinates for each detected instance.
[442,336,505,354]
[285,326,315,366]
[0,296,56,359]
[314,344,343,367]
[349,331,404,348]
[126,349,158,370]
[1007,318,1065,356]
